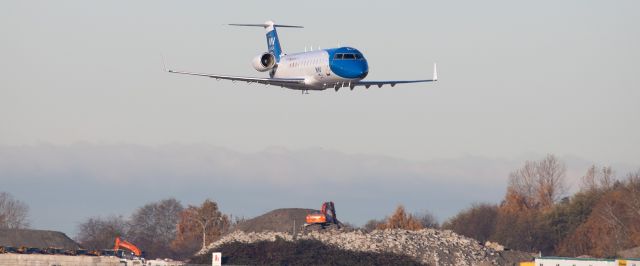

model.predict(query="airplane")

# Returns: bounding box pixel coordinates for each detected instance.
[165,20,437,93]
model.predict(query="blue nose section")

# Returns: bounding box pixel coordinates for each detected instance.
[333,62,368,79]
[328,47,369,79]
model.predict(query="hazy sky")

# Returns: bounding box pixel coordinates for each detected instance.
[1,1,639,235]
[4,144,636,236]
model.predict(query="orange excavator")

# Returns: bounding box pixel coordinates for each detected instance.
[304,201,341,230]
[114,237,142,258]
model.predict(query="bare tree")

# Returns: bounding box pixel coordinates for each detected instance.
[508,160,539,208]
[581,165,599,192]
[414,210,439,228]
[193,200,222,249]
[0,192,30,229]
[536,154,567,207]
[625,170,640,219]
[496,155,566,251]
[581,165,615,192]
[76,215,128,250]
[128,198,183,259]
[362,219,384,232]
[507,154,566,209]
[174,199,229,251]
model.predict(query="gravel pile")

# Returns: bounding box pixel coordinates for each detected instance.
[199,229,532,265]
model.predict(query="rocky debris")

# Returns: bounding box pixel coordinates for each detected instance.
[200,229,532,266]
[0,229,80,250]
[484,241,505,251]
[191,237,425,266]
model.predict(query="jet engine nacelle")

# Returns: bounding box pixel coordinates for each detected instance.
[252,53,276,72]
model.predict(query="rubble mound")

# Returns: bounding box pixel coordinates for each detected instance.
[0,229,80,249]
[199,229,532,266]
[234,208,316,233]
[191,238,424,265]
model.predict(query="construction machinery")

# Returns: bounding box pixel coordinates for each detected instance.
[66,249,89,256]
[304,201,341,230]
[42,247,65,255]
[114,237,142,258]
[17,247,45,254]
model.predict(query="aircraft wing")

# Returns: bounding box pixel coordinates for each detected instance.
[353,79,436,88]
[166,69,306,87]
[353,63,438,88]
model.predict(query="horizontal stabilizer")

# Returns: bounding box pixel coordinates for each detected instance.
[229,20,303,29]
[229,23,303,28]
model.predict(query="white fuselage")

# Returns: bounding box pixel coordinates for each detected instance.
[272,48,368,90]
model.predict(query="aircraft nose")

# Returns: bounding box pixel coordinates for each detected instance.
[358,63,369,79]
[358,69,368,79]
[330,56,369,79]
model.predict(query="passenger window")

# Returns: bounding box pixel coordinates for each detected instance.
[343,54,355,60]
[355,54,363,59]
[335,54,343,60]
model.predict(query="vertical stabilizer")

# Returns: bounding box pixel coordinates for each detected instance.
[229,20,303,63]
[264,21,282,61]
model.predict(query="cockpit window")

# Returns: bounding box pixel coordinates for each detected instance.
[334,53,363,60]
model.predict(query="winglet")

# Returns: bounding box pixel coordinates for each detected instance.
[433,63,438,81]
[161,54,174,73]
[161,54,168,72]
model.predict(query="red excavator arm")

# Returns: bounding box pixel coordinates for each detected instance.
[321,201,338,224]
[114,237,142,257]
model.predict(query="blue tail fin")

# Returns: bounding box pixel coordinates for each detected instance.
[266,27,283,62]
[228,21,303,63]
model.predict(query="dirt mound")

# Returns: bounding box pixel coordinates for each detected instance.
[235,208,316,233]
[200,229,532,266]
[0,229,80,249]
[190,238,425,266]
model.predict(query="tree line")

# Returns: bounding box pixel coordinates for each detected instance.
[75,198,233,259]
[3,154,639,259]
[441,155,640,258]
[0,191,30,229]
